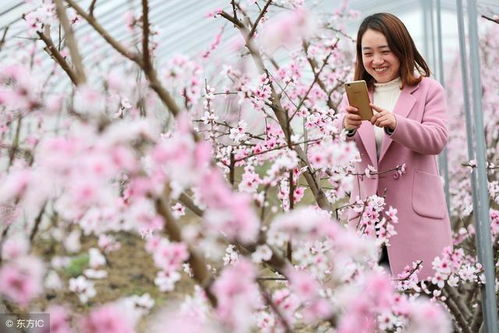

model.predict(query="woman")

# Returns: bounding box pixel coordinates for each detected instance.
[340,13,452,280]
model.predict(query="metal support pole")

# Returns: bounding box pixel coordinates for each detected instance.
[428,0,437,78]
[435,0,450,213]
[422,0,432,66]
[458,0,499,331]
[456,0,479,229]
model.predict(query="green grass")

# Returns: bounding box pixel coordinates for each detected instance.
[63,254,90,278]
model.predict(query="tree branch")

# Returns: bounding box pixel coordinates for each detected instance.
[54,0,86,84]
[481,14,499,24]
[37,27,79,86]
[444,284,472,320]
[89,0,98,17]
[141,0,152,72]
[155,187,217,307]
[257,280,293,333]
[470,299,483,332]
[64,0,183,117]
[219,10,332,211]
[248,0,272,39]
[442,286,473,333]
[29,202,47,242]
[0,26,9,53]
[64,0,140,63]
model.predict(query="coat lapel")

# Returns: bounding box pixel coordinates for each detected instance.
[378,83,419,162]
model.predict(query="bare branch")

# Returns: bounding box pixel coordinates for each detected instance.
[89,0,97,17]
[29,202,47,242]
[219,11,245,29]
[442,286,473,333]
[481,14,499,24]
[470,299,483,332]
[231,0,238,22]
[249,0,272,39]
[444,285,473,320]
[37,26,80,86]
[178,193,204,217]
[8,117,23,170]
[141,0,152,72]
[54,0,86,84]
[64,0,140,63]
[0,26,9,53]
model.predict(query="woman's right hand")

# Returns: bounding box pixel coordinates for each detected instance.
[343,105,362,130]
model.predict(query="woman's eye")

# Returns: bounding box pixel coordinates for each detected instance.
[382,51,390,54]
[363,53,372,57]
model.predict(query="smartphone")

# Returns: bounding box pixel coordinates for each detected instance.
[344,80,373,121]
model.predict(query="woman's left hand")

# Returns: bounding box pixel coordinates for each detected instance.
[370,103,397,130]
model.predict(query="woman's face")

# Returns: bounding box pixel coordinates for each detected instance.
[361,29,400,83]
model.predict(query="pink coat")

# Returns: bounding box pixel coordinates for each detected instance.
[339,77,452,279]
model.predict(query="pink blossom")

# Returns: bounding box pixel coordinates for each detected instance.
[1,234,29,260]
[88,248,106,268]
[211,259,261,331]
[154,270,181,292]
[145,235,162,253]
[205,8,223,18]
[123,177,155,204]
[272,288,299,323]
[69,276,96,303]
[0,256,44,306]
[286,268,320,302]
[405,300,451,333]
[98,234,121,252]
[79,303,135,333]
[293,186,305,202]
[201,27,224,59]
[73,85,105,115]
[490,209,499,236]
[337,272,395,333]
[199,168,260,243]
[0,169,31,202]
[152,240,189,273]
[238,166,261,193]
[171,202,186,218]
[268,207,335,245]
[128,199,164,232]
[302,298,333,323]
[261,8,317,53]
[45,305,73,333]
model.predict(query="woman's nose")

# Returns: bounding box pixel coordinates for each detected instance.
[373,54,384,65]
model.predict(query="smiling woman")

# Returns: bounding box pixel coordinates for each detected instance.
[354,12,431,90]
[339,12,452,280]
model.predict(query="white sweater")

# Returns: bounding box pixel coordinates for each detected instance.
[373,77,402,158]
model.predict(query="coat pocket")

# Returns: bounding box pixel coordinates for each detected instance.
[412,170,446,219]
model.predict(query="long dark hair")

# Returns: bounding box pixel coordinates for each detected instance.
[354,13,430,90]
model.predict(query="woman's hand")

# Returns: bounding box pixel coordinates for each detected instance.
[370,103,397,130]
[343,105,362,130]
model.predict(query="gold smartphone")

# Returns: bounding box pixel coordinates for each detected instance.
[344,80,373,121]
